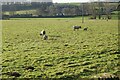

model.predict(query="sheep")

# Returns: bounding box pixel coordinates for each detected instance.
[43,35,48,40]
[73,25,81,31]
[40,30,46,36]
[83,27,88,31]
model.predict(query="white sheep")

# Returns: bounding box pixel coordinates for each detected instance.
[73,25,81,31]
[40,30,46,36]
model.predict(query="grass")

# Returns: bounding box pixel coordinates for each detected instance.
[1,18,120,79]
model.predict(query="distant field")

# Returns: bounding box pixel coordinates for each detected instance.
[1,18,120,79]
[16,10,37,14]
[3,9,37,15]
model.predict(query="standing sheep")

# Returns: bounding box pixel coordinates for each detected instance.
[40,30,46,36]
[73,25,81,31]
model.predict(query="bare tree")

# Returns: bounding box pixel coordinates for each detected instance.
[90,0,97,19]
[48,5,57,16]
[98,1,105,19]
[104,0,111,21]
[9,4,16,16]
[82,3,84,23]
[62,8,71,16]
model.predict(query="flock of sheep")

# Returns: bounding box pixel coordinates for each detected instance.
[40,25,88,40]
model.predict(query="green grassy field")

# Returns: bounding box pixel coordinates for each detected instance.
[1,18,120,79]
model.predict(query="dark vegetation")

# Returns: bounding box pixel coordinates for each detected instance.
[2,2,118,19]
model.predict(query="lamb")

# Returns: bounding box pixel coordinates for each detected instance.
[43,35,48,40]
[73,25,81,31]
[83,27,88,31]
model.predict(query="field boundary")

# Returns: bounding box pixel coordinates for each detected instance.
[118,2,120,49]
[0,1,2,78]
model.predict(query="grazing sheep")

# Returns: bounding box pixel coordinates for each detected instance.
[40,30,46,36]
[43,35,48,40]
[73,25,81,31]
[83,27,88,31]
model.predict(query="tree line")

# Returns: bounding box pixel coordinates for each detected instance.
[2,2,118,19]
